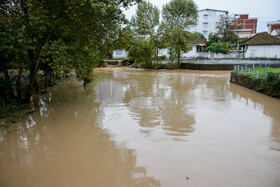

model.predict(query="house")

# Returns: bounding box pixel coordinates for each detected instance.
[271,29,280,39]
[189,8,228,40]
[230,14,258,38]
[241,32,280,58]
[112,35,207,60]
[267,20,280,34]
[182,36,207,58]
[112,49,128,59]
[159,35,207,59]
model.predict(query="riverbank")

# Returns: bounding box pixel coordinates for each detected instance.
[1,67,280,187]
[230,70,280,98]
[129,59,280,70]
[0,71,66,124]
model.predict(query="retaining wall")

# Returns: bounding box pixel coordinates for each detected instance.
[230,72,280,98]
[180,63,234,70]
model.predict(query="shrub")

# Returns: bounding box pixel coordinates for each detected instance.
[158,55,166,60]
[267,72,280,83]
[207,42,230,54]
[128,39,154,68]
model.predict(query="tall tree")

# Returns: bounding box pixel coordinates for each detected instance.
[130,1,159,38]
[129,1,160,67]
[0,0,141,104]
[214,14,239,43]
[162,0,198,65]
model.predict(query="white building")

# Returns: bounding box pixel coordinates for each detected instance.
[267,20,280,34]
[112,49,128,59]
[159,37,207,59]
[242,32,280,58]
[113,35,208,60]
[189,8,228,40]
[271,29,280,39]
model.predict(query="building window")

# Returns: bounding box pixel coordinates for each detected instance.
[203,31,208,36]
[116,49,122,55]
[203,22,208,28]
[203,14,208,20]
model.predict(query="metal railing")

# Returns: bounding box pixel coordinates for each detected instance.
[233,64,280,82]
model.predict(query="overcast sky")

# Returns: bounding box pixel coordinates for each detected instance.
[124,0,280,32]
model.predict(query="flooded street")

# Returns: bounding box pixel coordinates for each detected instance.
[0,67,280,187]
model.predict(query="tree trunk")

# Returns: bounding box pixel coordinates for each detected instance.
[177,52,180,67]
[156,47,159,69]
[25,24,56,102]
[2,61,15,103]
[16,61,24,103]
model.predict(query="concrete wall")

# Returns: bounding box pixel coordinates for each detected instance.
[159,49,241,59]
[114,48,242,60]
[214,51,242,58]
[245,45,280,58]
[230,72,280,98]
[158,47,209,59]
[112,49,128,59]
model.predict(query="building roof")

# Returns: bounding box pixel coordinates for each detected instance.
[198,8,228,13]
[271,29,280,36]
[186,32,207,45]
[241,32,280,46]
[190,36,207,45]
[267,20,280,26]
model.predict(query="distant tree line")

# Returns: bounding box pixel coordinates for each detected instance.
[127,0,199,68]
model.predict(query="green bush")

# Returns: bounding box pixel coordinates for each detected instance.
[128,39,154,68]
[267,72,280,83]
[158,55,166,60]
[0,103,21,119]
[207,42,230,54]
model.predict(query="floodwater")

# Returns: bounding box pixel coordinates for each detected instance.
[0,67,280,187]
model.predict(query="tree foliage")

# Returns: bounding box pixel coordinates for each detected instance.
[211,14,239,43]
[0,0,140,107]
[194,32,207,41]
[128,0,160,67]
[207,42,230,54]
[128,39,154,67]
[130,1,159,37]
[161,0,198,65]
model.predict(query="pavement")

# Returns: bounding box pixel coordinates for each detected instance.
[181,59,280,65]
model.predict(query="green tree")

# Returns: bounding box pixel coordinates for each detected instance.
[207,42,230,54]
[128,39,154,68]
[214,14,239,43]
[194,32,207,41]
[0,0,140,105]
[208,33,220,45]
[129,1,160,66]
[130,1,160,37]
[161,0,198,65]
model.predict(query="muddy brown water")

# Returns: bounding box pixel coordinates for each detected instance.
[0,67,280,187]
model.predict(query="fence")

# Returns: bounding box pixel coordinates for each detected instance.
[233,64,280,82]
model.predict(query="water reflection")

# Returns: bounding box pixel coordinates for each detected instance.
[230,83,280,151]
[0,78,159,187]
[0,68,279,187]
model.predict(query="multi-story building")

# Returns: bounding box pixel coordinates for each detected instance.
[267,20,280,36]
[230,14,257,38]
[189,8,228,40]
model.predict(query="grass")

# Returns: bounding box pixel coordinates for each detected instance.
[253,68,280,73]
[238,68,280,74]
[236,68,280,82]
